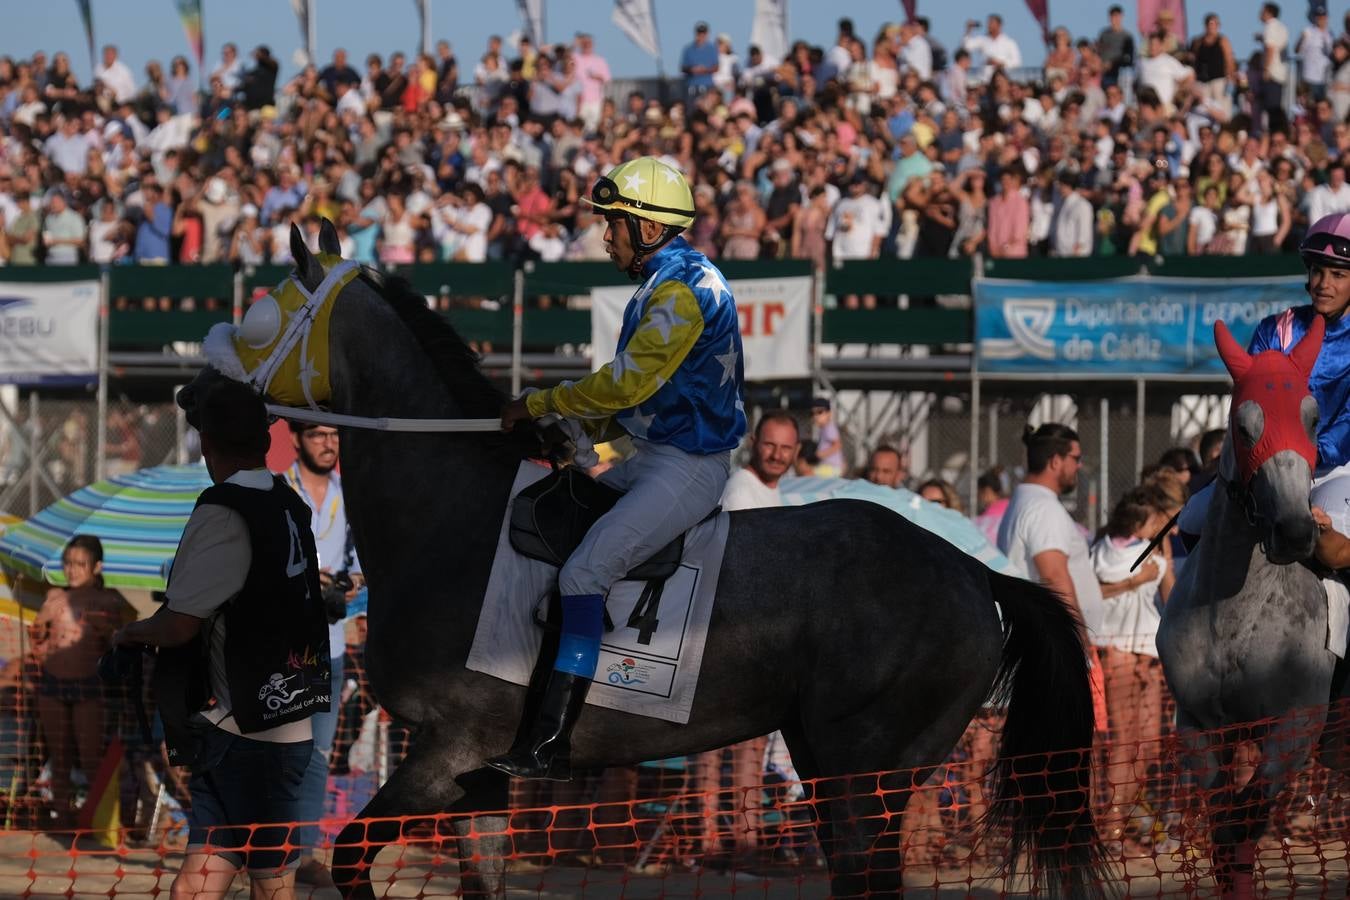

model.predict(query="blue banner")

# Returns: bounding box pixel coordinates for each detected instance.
[974,276,1306,375]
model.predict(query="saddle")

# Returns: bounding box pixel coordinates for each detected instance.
[509,467,690,645]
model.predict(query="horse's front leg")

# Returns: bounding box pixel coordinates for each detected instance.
[331,727,509,899]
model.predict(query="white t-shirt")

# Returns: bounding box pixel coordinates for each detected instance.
[997,482,1105,640]
[1264,17,1290,84]
[1188,206,1218,249]
[1138,53,1193,109]
[1309,182,1350,224]
[166,468,312,743]
[1300,26,1334,83]
[721,467,782,511]
[826,194,890,260]
[1089,535,1166,656]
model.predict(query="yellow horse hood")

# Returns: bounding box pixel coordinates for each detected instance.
[203,253,360,407]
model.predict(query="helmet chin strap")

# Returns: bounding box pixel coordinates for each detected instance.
[620,214,680,280]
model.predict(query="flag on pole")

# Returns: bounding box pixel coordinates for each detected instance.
[172,0,205,73]
[74,0,96,73]
[1138,0,1187,45]
[413,0,431,56]
[515,0,545,46]
[612,0,660,59]
[1024,0,1051,44]
[900,0,917,22]
[290,0,316,66]
[77,736,124,848]
[750,0,789,64]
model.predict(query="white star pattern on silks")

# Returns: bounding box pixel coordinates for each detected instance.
[715,337,739,386]
[623,171,646,193]
[611,350,638,384]
[622,409,656,437]
[696,265,730,306]
[659,166,682,184]
[640,296,685,342]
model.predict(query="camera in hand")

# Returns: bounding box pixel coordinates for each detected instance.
[322,571,354,624]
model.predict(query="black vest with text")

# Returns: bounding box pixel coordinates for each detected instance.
[160,477,331,744]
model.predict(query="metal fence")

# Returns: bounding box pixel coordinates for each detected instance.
[0,390,189,520]
[822,376,1229,531]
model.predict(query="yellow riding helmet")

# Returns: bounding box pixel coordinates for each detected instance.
[584,157,696,230]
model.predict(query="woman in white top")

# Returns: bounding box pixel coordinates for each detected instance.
[845,39,875,114]
[713,35,741,100]
[1090,484,1177,847]
[378,193,416,265]
[1248,169,1290,254]
[1188,184,1222,255]
[869,38,900,106]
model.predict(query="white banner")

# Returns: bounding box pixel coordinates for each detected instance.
[750,0,789,65]
[0,281,100,385]
[611,0,660,59]
[590,276,812,381]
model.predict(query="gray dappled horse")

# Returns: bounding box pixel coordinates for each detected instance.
[178,224,1107,899]
[1158,317,1344,898]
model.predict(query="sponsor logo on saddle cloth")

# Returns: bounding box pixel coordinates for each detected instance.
[202,253,360,407]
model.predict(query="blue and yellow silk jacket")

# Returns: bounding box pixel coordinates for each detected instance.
[525,237,747,454]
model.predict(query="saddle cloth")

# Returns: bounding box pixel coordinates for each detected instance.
[1326,577,1349,659]
[466,462,728,724]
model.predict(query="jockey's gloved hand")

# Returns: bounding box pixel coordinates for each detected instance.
[516,389,600,469]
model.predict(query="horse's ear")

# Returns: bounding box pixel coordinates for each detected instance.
[290,224,323,288]
[1214,320,1252,381]
[1289,313,1325,377]
[318,218,342,257]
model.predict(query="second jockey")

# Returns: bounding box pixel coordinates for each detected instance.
[1180,212,1350,539]
[486,157,748,781]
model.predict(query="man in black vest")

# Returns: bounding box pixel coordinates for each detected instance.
[115,380,329,900]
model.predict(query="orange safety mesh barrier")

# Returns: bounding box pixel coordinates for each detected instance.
[2,646,1350,895]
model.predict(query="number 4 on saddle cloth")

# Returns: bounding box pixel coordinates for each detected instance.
[467,463,729,724]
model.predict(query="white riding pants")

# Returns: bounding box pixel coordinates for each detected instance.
[559,439,731,597]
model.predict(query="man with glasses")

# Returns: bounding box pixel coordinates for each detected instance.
[280,421,363,886]
[998,423,1103,647]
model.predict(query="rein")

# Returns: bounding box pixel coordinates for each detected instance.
[267,404,502,433]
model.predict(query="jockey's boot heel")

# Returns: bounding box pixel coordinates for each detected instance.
[485,671,592,781]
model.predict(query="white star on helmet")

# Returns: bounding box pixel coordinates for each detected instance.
[622,171,647,193]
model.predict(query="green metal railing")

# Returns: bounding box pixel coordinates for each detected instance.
[0,254,1309,351]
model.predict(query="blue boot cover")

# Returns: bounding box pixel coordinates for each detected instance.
[555,594,604,677]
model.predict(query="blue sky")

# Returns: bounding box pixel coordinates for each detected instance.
[3,1,1310,85]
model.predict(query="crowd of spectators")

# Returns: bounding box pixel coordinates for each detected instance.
[0,4,1346,307]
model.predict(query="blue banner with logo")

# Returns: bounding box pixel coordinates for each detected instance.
[974,276,1306,375]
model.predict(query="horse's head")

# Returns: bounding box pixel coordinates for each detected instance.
[1215,316,1323,564]
[178,220,360,425]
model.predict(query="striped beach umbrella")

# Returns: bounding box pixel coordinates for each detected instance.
[0,465,211,590]
[778,476,1014,574]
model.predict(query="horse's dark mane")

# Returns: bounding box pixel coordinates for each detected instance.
[359,271,535,460]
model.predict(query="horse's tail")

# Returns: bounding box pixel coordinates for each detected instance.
[983,570,1112,899]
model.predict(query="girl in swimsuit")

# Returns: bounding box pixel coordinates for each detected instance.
[30,535,135,829]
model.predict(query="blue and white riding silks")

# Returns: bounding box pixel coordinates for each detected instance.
[777,476,1014,574]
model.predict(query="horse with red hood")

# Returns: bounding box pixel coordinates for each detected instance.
[1158,316,1341,898]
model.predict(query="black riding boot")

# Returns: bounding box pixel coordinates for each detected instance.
[484,671,591,781]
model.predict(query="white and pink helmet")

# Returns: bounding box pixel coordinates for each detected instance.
[1301,212,1350,269]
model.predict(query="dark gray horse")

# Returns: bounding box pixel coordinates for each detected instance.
[179,226,1107,899]
[1158,318,1339,898]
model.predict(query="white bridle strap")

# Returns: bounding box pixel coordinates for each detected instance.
[267,404,502,433]
[250,259,361,402]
